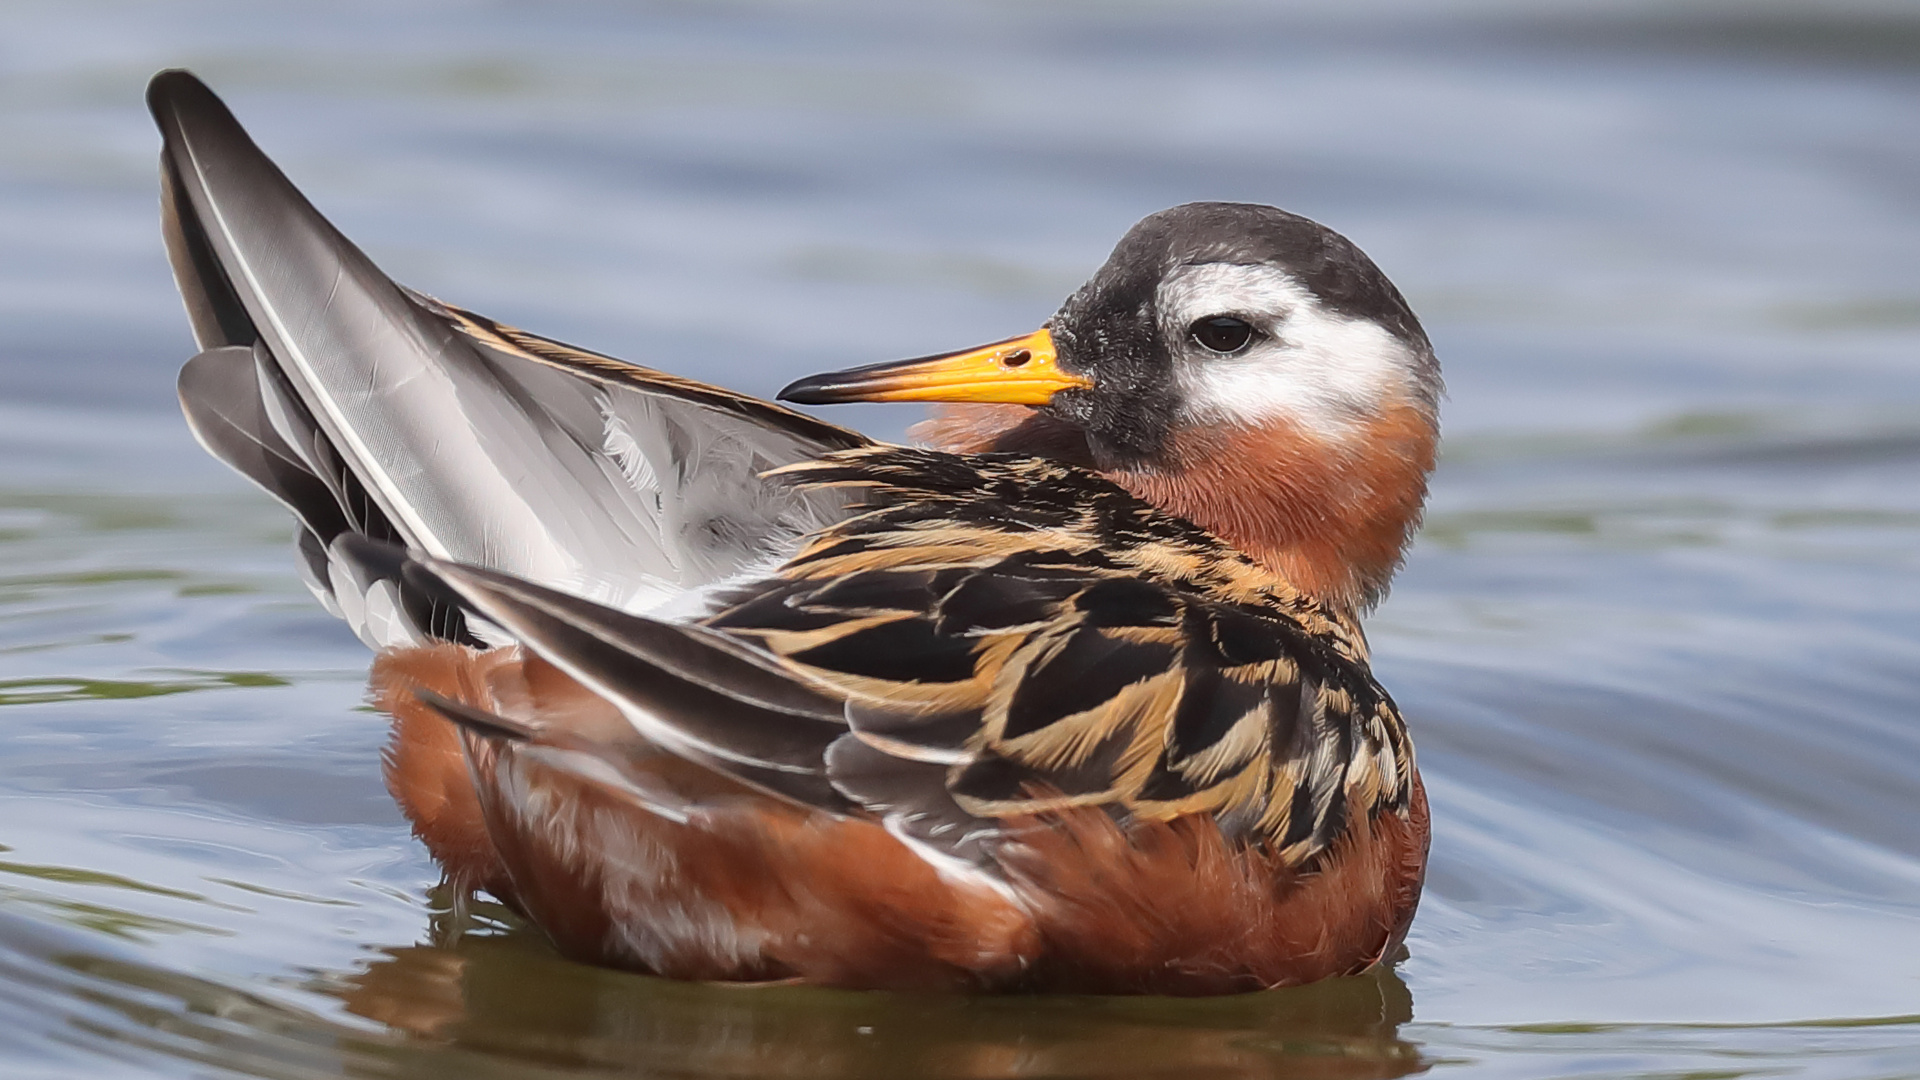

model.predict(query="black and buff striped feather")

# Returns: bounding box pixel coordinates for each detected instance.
[696,447,1417,867]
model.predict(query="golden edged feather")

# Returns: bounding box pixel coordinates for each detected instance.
[701,447,1415,868]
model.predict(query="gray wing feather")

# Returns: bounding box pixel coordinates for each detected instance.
[150,69,865,627]
[178,343,447,646]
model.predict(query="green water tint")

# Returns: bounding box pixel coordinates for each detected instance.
[0,859,221,903]
[0,672,288,706]
[0,886,232,942]
[205,880,358,908]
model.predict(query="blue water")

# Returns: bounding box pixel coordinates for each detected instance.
[3,2,1919,1076]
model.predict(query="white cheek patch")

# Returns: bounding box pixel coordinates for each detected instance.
[1156,263,1417,440]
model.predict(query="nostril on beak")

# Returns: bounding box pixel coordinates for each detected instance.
[1002,350,1031,368]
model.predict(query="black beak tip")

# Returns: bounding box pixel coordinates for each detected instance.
[776,376,839,405]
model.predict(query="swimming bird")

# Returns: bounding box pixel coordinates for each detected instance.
[149,69,1437,995]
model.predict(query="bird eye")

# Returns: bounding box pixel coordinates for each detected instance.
[1189,316,1255,355]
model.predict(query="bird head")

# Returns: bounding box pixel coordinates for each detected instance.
[779,202,1441,610]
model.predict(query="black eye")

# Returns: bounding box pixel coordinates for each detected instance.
[1189,316,1255,354]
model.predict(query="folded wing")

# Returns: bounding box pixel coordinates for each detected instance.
[397,448,1415,879]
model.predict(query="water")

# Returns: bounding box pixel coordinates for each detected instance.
[3,1,1919,1075]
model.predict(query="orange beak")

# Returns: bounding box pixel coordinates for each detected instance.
[776,328,1089,406]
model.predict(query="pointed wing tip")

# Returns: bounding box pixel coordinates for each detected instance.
[146,69,221,129]
[147,69,275,193]
[147,68,206,103]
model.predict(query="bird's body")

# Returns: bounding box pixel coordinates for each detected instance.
[149,70,1437,994]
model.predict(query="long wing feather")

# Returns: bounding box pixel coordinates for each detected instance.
[149,69,867,642]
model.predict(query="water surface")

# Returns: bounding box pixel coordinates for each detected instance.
[3,2,1919,1076]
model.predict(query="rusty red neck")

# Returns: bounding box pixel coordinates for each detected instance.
[914,403,1437,612]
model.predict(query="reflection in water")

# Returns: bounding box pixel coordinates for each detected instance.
[9,898,1920,1080]
[0,901,1423,1080]
[330,932,1422,1079]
